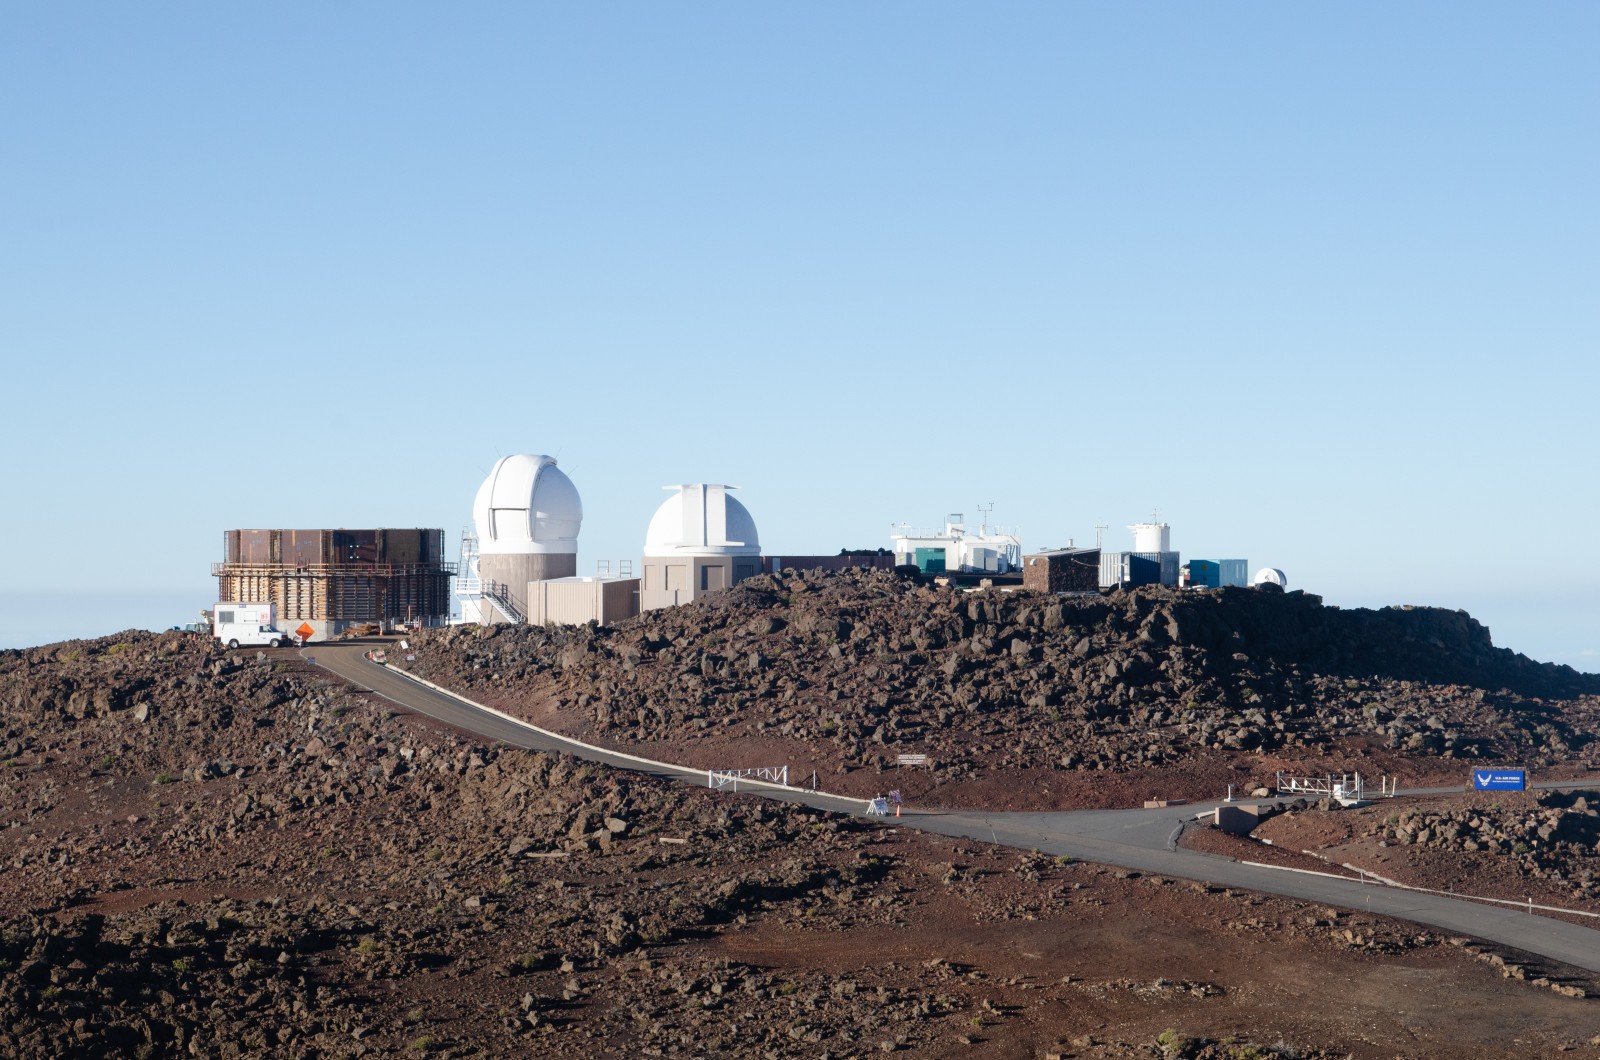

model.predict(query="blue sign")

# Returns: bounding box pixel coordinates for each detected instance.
[1472,769,1527,791]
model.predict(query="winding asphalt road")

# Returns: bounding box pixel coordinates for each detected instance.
[308,643,1600,975]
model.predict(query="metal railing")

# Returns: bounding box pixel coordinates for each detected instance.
[213,561,459,576]
[1274,771,1389,801]
[890,524,1021,542]
[708,766,789,791]
[482,579,524,624]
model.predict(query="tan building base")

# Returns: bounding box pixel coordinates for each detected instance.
[640,555,762,611]
[477,553,577,621]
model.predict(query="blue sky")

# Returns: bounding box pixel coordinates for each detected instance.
[2,4,1595,669]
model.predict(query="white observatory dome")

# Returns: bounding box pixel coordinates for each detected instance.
[644,484,760,558]
[472,455,583,556]
[1253,567,1287,588]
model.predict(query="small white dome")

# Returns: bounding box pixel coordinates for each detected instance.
[473,455,582,556]
[644,484,760,558]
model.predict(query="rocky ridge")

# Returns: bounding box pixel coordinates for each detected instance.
[1373,789,1600,901]
[0,629,1437,1058]
[403,569,1600,793]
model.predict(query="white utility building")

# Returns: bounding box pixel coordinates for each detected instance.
[640,484,763,611]
[468,455,583,622]
[890,513,1022,575]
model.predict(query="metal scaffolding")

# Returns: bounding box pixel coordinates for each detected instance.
[212,561,457,625]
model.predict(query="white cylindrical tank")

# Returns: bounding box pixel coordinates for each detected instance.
[1253,568,1287,588]
[644,484,760,557]
[472,455,583,556]
[1129,521,1170,554]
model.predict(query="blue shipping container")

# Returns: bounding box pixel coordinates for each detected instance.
[1099,552,1157,588]
[1101,552,1176,588]
[1471,769,1527,791]
[1190,559,1248,588]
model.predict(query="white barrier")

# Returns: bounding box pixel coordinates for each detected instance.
[709,766,789,791]
[365,659,872,815]
[1239,861,1600,920]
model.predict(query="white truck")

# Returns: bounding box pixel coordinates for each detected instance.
[213,601,289,649]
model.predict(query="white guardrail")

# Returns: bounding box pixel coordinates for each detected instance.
[1238,860,1600,920]
[374,661,873,815]
[709,766,788,791]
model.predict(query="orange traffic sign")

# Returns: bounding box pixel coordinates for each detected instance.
[296,623,315,641]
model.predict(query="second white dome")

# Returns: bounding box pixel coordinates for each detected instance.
[644,484,760,558]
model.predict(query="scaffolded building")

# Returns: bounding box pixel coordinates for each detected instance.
[214,529,455,640]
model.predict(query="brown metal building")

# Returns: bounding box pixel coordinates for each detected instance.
[214,529,455,640]
[1021,547,1102,593]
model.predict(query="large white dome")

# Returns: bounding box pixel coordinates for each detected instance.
[644,484,760,558]
[473,455,582,556]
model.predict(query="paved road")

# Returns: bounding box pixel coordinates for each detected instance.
[907,809,1600,972]
[308,644,866,816]
[308,643,1600,974]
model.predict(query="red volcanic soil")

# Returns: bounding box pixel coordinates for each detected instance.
[5,619,1600,1057]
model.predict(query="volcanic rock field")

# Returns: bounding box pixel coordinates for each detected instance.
[4,570,1600,1057]
[404,570,1600,805]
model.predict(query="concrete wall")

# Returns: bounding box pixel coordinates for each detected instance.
[1213,804,1265,835]
[477,553,577,621]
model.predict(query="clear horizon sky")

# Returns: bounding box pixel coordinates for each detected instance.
[2,5,1595,670]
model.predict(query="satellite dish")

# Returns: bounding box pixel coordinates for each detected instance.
[1252,568,1287,589]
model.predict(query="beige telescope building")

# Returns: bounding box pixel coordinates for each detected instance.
[640,484,762,611]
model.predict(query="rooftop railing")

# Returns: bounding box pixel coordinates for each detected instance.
[213,561,460,576]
